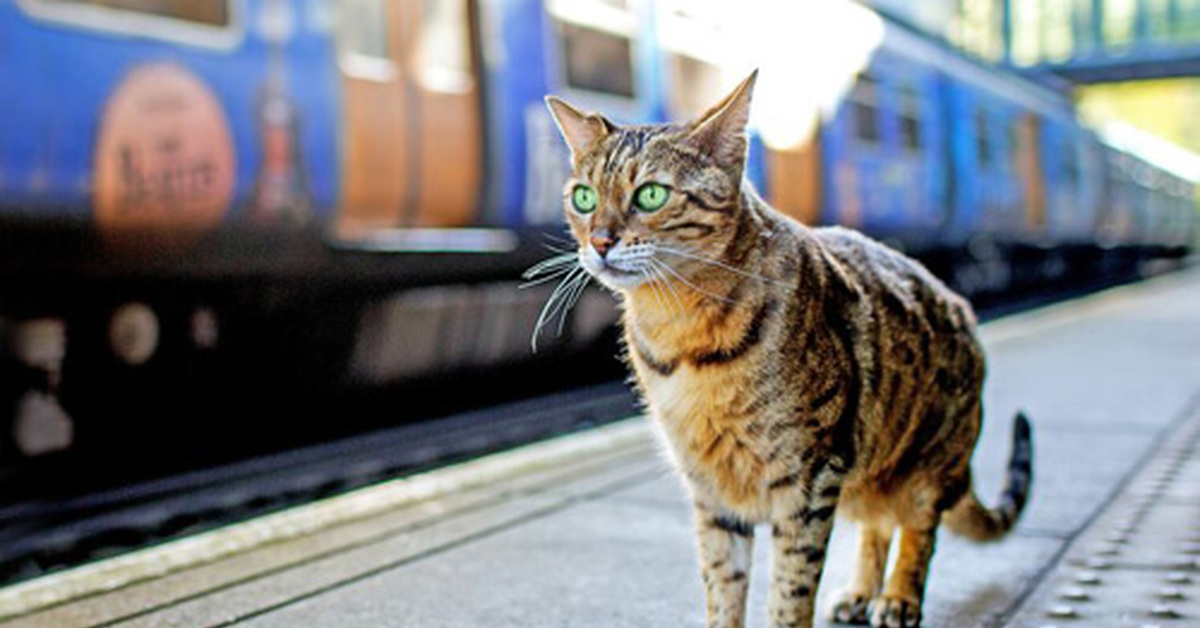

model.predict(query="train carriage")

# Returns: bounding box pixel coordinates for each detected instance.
[0,0,1194,471]
[798,14,1075,295]
[0,0,341,242]
[819,47,949,253]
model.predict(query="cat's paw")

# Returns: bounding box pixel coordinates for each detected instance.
[827,590,872,625]
[868,595,922,628]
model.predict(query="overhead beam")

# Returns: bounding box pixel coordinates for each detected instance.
[1032,47,1200,83]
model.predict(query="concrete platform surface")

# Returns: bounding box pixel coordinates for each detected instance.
[2,267,1200,628]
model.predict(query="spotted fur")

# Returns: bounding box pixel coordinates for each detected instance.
[545,72,1033,628]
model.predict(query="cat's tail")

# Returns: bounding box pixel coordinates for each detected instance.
[944,412,1033,542]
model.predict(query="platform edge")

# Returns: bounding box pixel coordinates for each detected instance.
[0,417,652,621]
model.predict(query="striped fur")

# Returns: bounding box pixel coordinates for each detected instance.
[546,73,1033,628]
[943,412,1033,541]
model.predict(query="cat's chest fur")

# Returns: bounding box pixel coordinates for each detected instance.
[624,311,776,518]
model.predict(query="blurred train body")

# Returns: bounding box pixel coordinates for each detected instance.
[0,0,1195,468]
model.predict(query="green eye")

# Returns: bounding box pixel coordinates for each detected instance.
[634,183,670,212]
[571,185,598,214]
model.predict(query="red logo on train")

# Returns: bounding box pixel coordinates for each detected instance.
[93,63,236,240]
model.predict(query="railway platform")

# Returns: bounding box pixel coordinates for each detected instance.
[1,266,1199,628]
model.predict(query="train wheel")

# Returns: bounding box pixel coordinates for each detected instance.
[109,302,160,367]
[13,391,73,457]
[6,319,74,457]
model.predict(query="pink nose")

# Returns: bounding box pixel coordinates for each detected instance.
[590,233,615,258]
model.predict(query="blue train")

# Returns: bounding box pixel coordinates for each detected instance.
[0,0,1194,464]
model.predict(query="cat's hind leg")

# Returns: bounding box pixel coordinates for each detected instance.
[869,524,936,628]
[828,521,893,625]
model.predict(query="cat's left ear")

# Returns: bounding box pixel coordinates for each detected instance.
[687,70,757,170]
[545,96,615,158]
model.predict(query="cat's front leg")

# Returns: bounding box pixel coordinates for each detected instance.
[694,502,755,628]
[766,466,842,628]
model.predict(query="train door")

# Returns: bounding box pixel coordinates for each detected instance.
[409,0,482,227]
[1014,112,1046,240]
[1075,133,1103,246]
[335,0,482,237]
[766,134,823,225]
[336,0,409,234]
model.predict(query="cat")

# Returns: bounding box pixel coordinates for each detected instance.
[540,71,1033,628]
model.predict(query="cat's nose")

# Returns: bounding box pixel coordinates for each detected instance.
[590,231,617,259]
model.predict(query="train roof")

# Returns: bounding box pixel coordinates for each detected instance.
[1097,121,1200,183]
[871,6,1198,186]
[873,7,1075,120]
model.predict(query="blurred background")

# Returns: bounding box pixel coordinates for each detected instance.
[0,0,1196,586]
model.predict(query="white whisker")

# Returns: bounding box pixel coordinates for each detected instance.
[557,271,592,336]
[531,265,586,352]
[540,239,576,255]
[546,267,586,318]
[641,261,679,315]
[651,262,686,314]
[657,245,790,288]
[524,261,576,280]
[523,252,579,281]
[520,256,579,289]
[651,258,740,305]
[640,263,670,313]
[520,268,576,289]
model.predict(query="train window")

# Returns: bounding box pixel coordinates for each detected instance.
[413,0,473,93]
[339,0,395,81]
[548,0,637,98]
[19,0,238,46]
[33,0,227,25]
[341,0,389,58]
[1042,0,1073,61]
[1103,0,1137,47]
[1147,0,1173,40]
[898,86,921,153]
[851,74,880,145]
[557,22,635,98]
[1063,145,1080,189]
[1180,0,1200,42]
[1007,120,1021,172]
[975,109,991,168]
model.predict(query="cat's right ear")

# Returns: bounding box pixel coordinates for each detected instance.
[545,96,614,158]
[686,70,757,170]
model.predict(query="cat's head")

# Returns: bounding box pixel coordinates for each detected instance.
[545,71,757,293]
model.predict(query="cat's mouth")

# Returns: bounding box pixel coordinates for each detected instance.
[583,259,647,291]
[578,244,655,291]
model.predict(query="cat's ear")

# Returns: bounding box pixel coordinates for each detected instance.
[545,96,615,158]
[687,70,757,169]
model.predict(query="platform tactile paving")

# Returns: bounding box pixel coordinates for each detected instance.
[1009,402,1200,628]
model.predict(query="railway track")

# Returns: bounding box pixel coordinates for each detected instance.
[0,382,638,586]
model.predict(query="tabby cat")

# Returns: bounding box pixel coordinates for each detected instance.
[540,72,1033,628]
